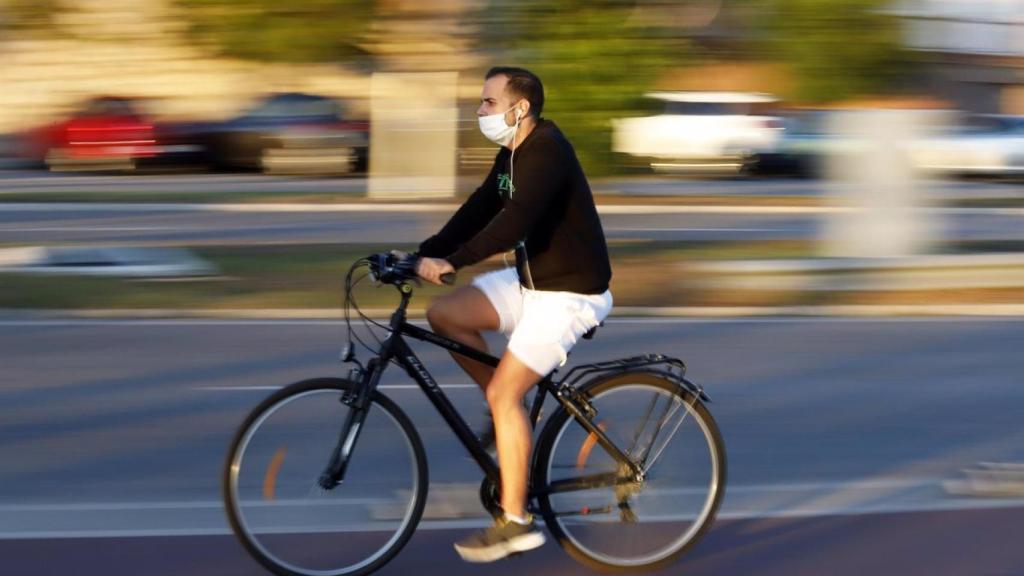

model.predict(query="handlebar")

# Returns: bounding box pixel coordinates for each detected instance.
[343,252,454,358]
[365,252,455,287]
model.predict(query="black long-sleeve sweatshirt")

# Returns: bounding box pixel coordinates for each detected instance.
[419,119,610,293]
[418,119,612,295]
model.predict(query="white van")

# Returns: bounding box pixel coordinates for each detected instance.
[612,91,783,174]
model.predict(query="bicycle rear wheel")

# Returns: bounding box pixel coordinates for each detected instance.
[224,378,427,576]
[534,371,726,572]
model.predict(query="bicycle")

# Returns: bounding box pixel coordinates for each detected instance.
[223,252,726,575]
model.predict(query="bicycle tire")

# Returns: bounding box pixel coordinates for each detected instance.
[533,371,726,572]
[223,377,428,576]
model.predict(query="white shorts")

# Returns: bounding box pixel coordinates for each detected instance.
[472,267,613,376]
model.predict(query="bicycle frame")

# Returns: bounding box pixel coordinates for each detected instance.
[327,282,642,494]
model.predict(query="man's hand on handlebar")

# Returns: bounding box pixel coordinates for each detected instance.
[416,257,455,286]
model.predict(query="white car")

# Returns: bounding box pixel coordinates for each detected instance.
[911,114,1024,178]
[612,91,783,174]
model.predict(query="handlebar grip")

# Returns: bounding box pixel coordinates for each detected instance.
[440,273,456,285]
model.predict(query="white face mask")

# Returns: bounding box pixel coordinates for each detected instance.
[478,105,522,147]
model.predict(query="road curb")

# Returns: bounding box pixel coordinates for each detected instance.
[3,304,1024,320]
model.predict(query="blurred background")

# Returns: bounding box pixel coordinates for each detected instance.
[2,1,1024,575]
[0,0,1021,180]
[1,0,1022,305]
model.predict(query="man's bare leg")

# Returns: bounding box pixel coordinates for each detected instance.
[426,285,500,391]
[453,350,547,563]
[486,351,542,518]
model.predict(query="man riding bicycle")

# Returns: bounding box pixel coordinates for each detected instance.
[415,66,613,562]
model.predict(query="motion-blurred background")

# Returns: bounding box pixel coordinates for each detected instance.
[0,0,1021,181]
[1,0,1022,307]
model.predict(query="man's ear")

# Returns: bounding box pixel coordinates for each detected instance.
[517,100,530,119]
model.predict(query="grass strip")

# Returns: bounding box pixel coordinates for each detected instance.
[2,240,1021,310]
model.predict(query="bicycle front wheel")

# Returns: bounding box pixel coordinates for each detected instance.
[534,371,726,572]
[224,378,427,576]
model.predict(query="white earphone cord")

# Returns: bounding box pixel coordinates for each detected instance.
[504,110,521,269]
[510,108,522,197]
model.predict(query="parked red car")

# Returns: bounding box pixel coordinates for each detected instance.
[20,96,161,171]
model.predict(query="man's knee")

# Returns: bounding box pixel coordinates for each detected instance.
[426,299,449,333]
[485,382,504,410]
[486,381,523,411]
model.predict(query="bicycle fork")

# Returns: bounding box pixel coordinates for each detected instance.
[317,361,380,490]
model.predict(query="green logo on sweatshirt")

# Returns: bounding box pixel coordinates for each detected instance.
[497,172,515,197]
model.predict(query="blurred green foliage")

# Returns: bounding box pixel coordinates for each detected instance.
[174,0,375,63]
[0,0,63,31]
[758,0,907,103]
[495,0,688,175]
[166,0,906,173]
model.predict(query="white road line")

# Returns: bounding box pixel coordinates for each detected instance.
[2,202,1022,216]
[0,203,459,213]
[609,227,799,233]
[197,384,479,392]
[0,501,225,512]
[604,315,1024,324]
[0,499,385,513]
[0,226,184,232]
[1,315,1022,327]
[0,528,235,539]
[3,477,1023,540]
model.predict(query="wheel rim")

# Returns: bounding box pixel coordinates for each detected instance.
[544,382,722,567]
[228,389,420,576]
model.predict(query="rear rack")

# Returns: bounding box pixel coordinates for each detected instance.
[557,353,710,402]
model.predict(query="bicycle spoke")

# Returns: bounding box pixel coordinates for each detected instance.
[642,396,696,473]
[626,394,660,457]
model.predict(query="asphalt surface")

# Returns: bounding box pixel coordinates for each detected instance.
[0,205,813,245]
[2,316,1023,575]
[2,172,1021,245]
[0,170,1021,199]
[1,204,1023,246]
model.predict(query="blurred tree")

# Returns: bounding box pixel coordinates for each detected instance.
[0,0,63,31]
[758,0,907,103]
[174,0,375,64]
[494,0,689,175]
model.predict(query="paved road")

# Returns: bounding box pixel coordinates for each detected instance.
[1,203,1022,245]
[2,317,1023,574]
[4,507,1024,576]
[1,170,1021,199]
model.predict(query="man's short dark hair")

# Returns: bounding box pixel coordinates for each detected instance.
[486,66,544,118]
